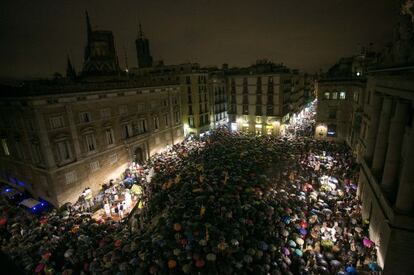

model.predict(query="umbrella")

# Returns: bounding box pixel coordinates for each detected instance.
[345,265,357,274]
[34,263,45,273]
[354,227,363,233]
[292,248,302,257]
[363,237,374,248]
[288,240,297,247]
[330,259,341,267]
[64,249,74,258]
[368,262,380,271]
[296,238,304,246]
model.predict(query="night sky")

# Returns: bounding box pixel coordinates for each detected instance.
[0,0,398,78]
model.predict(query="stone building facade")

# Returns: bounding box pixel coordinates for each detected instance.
[0,82,183,207]
[357,66,414,274]
[209,72,227,129]
[180,72,212,136]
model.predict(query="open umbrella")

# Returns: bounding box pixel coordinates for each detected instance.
[363,237,374,248]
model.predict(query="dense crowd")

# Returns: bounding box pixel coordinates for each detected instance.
[0,101,380,274]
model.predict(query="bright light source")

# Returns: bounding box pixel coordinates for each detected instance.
[356,72,361,76]
[231,123,237,131]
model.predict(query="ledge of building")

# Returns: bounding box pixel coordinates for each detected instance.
[361,158,414,231]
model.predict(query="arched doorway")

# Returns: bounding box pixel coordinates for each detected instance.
[134,147,144,164]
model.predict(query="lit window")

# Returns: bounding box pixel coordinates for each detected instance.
[340,91,346,99]
[50,116,64,129]
[332,92,338,100]
[1,139,10,156]
[324,92,330,100]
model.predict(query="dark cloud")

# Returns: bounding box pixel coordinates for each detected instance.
[0,0,398,77]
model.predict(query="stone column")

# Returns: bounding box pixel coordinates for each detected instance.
[381,101,409,194]
[395,121,414,212]
[364,93,382,162]
[371,97,392,177]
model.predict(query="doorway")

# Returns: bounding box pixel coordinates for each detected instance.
[134,147,144,164]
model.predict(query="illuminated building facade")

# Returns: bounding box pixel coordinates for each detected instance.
[226,61,311,135]
[0,81,183,207]
[315,50,377,150]
[180,72,212,136]
[209,72,227,128]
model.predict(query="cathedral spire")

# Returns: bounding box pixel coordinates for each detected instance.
[66,55,76,80]
[86,10,92,40]
[138,22,143,38]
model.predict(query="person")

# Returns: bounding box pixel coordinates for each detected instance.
[104,201,111,217]
[118,202,124,220]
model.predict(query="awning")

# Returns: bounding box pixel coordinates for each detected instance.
[20,198,41,208]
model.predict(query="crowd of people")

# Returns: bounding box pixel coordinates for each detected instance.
[0,101,381,274]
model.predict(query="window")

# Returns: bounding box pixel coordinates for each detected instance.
[79,112,91,123]
[188,116,195,128]
[84,133,96,152]
[137,104,145,113]
[243,104,249,114]
[65,171,77,184]
[175,111,180,124]
[164,114,169,127]
[56,140,72,162]
[109,153,118,165]
[90,161,100,172]
[1,139,10,156]
[100,108,111,119]
[332,92,338,100]
[329,108,337,119]
[353,92,359,103]
[266,105,274,116]
[153,116,159,130]
[15,140,25,159]
[119,105,128,115]
[340,91,346,100]
[256,116,262,124]
[327,124,337,137]
[256,105,262,116]
[123,124,133,138]
[189,105,193,115]
[140,119,147,133]
[31,142,43,164]
[50,116,64,129]
[105,128,115,145]
[324,92,330,100]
